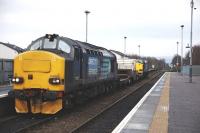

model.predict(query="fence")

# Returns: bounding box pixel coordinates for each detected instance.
[182,65,200,76]
[0,59,13,85]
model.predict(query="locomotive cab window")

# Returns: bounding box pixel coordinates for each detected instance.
[58,40,71,53]
[30,40,42,50]
[43,38,57,49]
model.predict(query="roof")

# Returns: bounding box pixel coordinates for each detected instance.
[110,50,130,58]
[63,37,115,57]
[27,34,116,58]
[0,41,24,53]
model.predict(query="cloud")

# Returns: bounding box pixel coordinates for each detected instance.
[0,0,200,63]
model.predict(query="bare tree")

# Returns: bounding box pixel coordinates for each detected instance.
[171,55,181,66]
[171,55,181,72]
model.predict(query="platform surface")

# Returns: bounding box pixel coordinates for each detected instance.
[0,85,12,98]
[113,72,200,133]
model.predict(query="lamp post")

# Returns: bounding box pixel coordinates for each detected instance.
[176,41,179,72]
[124,36,127,55]
[180,25,184,75]
[124,36,127,59]
[138,45,140,58]
[85,10,90,43]
[189,0,194,83]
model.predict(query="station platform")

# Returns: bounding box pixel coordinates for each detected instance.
[113,72,200,133]
[0,85,12,98]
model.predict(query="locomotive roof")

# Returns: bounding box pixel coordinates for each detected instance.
[110,50,130,58]
[28,34,115,58]
[61,36,115,58]
[61,36,105,50]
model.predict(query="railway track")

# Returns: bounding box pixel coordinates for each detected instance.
[0,113,56,133]
[0,115,20,125]
[0,97,15,117]
[0,71,162,133]
[71,71,163,133]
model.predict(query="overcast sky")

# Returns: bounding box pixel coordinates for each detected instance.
[0,0,200,63]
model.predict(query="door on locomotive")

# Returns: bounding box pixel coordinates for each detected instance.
[73,47,82,80]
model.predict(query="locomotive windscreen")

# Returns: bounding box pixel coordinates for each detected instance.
[28,37,71,54]
[43,38,57,49]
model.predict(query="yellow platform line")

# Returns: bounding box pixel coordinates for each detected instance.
[149,73,170,133]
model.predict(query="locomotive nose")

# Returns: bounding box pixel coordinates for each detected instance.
[11,50,65,114]
[22,59,51,73]
[13,50,65,90]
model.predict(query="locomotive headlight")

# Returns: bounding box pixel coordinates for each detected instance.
[56,79,60,83]
[12,78,16,82]
[16,78,20,82]
[49,77,61,85]
[11,77,24,84]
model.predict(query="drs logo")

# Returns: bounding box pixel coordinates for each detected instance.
[88,57,98,75]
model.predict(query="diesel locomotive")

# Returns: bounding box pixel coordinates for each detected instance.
[9,34,118,114]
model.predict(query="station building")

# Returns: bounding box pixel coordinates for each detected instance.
[0,42,24,85]
[0,42,24,59]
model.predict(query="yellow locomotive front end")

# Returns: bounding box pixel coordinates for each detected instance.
[11,51,65,114]
[135,60,144,76]
[9,47,65,114]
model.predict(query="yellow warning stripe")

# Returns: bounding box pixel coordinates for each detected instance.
[149,73,170,133]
